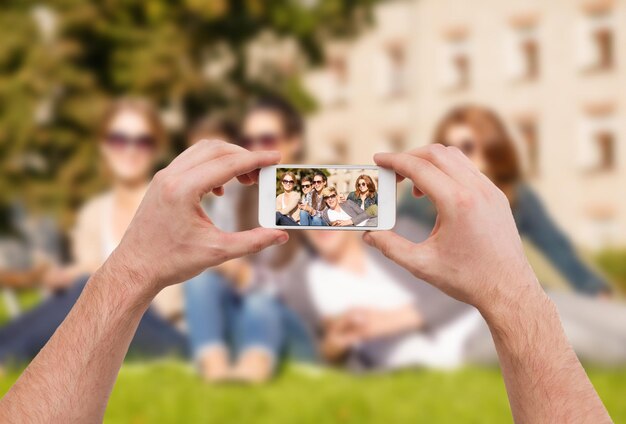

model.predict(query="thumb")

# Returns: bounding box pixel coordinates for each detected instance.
[362,231,427,279]
[221,228,289,260]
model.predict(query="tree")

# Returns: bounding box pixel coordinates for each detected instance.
[0,0,377,231]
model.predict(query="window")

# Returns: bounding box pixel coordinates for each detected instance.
[378,132,407,153]
[577,8,615,71]
[517,118,540,176]
[440,31,470,90]
[327,56,349,106]
[376,42,407,98]
[332,139,349,163]
[578,106,617,172]
[505,24,539,81]
[584,205,618,249]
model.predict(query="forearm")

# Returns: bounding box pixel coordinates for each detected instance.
[0,257,154,423]
[390,305,423,333]
[482,283,611,424]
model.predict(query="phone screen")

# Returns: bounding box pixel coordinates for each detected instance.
[275,167,379,228]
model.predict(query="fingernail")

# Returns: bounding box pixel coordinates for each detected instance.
[275,233,289,245]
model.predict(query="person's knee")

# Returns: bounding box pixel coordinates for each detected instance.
[243,293,278,314]
[184,271,229,298]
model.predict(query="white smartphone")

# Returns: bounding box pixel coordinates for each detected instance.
[259,164,396,230]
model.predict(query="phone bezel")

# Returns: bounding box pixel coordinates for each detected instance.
[258,164,396,231]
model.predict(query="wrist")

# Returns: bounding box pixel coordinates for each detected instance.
[480,277,555,340]
[95,252,158,311]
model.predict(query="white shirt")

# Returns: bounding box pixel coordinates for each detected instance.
[307,258,413,318]
[327,207,368,227]
[306,257,483,369]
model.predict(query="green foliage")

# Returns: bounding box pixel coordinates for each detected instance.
[0,0,377,229]
[596,249,626,293]
[365,204,377,217]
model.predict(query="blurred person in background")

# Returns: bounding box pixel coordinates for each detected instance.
[184,96,317,384]
[281,222,626,372]
[399,105,612,297]
[275,171,300,225]
[0,98,188,369]
[321,186,377,227]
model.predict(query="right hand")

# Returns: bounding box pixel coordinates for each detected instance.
[321,317,361,362]
[363,145,542,313]
[108,140,288,298]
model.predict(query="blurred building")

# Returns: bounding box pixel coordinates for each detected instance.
[304,0,626,249]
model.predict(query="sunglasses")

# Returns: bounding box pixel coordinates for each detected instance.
[302,183,312,188]
[324,194,337,200]
[282,179,294,184]
[358,182,368,188]
[313,180,324,185]
[105,132,156,151]
[241,133,281,149]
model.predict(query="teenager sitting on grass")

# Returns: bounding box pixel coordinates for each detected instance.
[399,104,613,297]
[0,98,188,370]
[346,174,378,212]
[321,186,377,227]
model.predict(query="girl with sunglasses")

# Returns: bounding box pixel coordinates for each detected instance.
[275,171,301,226]
[0,98,188,370]
[399,104,612,297]
[346,174,378,212]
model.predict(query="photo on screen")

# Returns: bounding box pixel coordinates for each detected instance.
[275,167,379,227]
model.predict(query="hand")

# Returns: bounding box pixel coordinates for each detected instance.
[321,317,361,362]
[109,139,289,298]
[363,145,542,314]
[338,193,347,203]
[41,266,77,290]
[332,219,353,227]
[341,307,423,341]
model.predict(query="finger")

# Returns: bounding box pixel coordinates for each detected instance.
[410,144,482,187]
[374,152,457,207]
[362,231,427,279]
[167,139,244,175]
[236,169,261,186]
[218,228,289,260]
[187,150,281,195]
[412,186,424,198]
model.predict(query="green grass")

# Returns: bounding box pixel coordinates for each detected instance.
[2,362,625,423]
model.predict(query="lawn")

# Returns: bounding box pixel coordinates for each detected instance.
[2,361,625,423]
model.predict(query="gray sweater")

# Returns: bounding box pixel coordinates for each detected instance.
[279,218,472,371]
[321,200,373,226]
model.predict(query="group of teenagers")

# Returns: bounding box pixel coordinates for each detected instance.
[1,95,625,384]
[275,171,378,228]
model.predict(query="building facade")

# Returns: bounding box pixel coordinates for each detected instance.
[304,0,626,248]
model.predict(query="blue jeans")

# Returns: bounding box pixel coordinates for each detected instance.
[299,210,325,226]
[184,271,317,368]
[0,276,188,365]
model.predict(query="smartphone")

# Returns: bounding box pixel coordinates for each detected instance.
[258,164,396,230]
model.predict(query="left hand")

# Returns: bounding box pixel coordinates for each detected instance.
[331,219,353,227]
[108,139,289,298]
[338,307,423,341]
